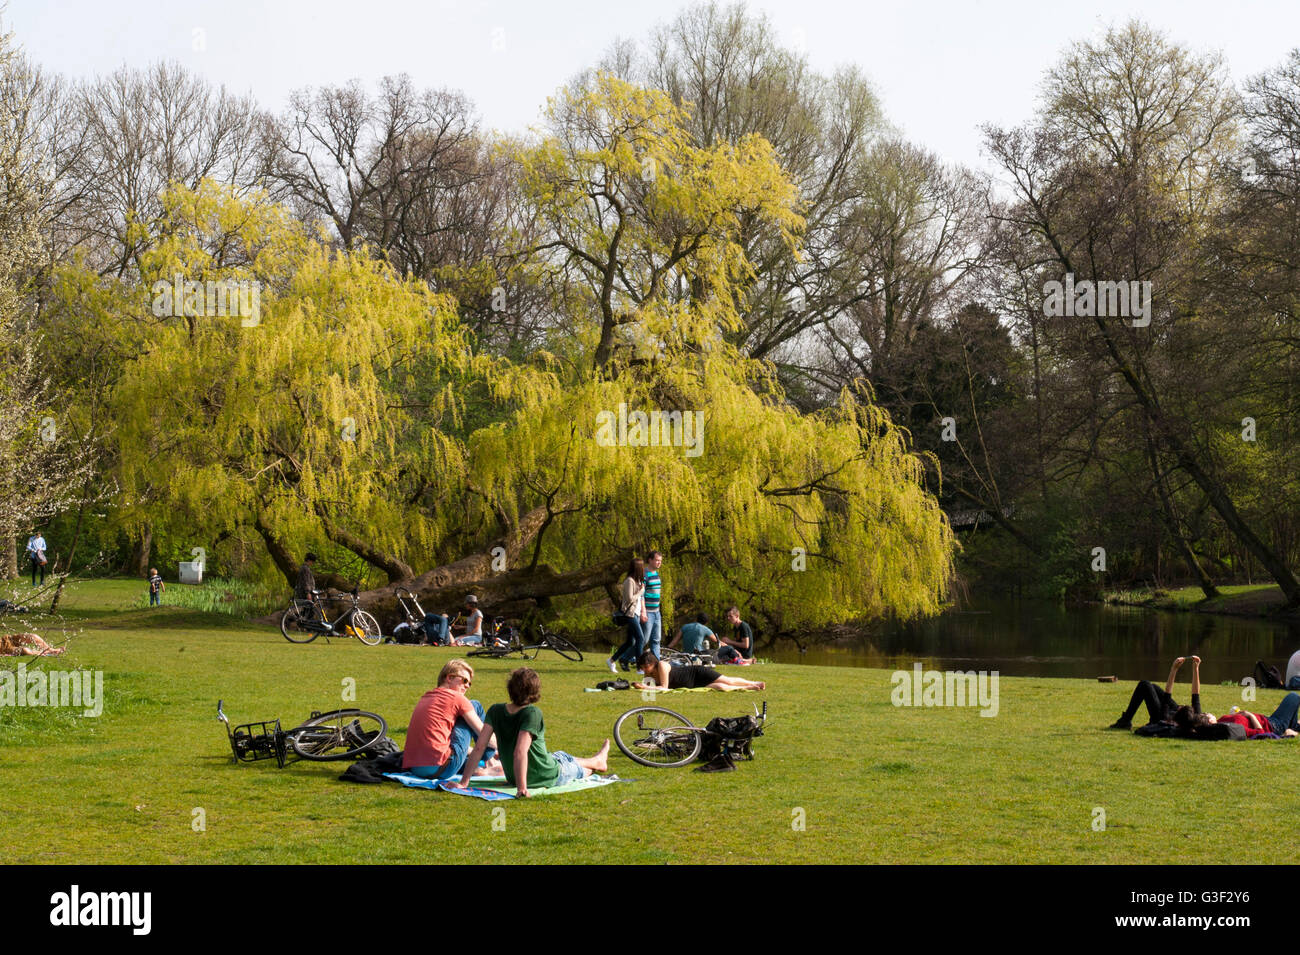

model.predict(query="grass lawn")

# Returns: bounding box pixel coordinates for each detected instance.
[1104,583,1293,617]
[2,578,1295,864]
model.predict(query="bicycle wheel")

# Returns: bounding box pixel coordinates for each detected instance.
[281,602,319,644]
[349,610,383,646]
[544,632,583,662]
[287,709,388,761]
[614,706,701,768]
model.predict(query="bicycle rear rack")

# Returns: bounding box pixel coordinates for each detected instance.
[219,700,288,768]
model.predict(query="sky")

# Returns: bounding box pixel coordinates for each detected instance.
[9,0,1300,175]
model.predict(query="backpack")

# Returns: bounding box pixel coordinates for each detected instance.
[343,720,399,759]
[1254,661,1285,690]
[698,715,762,762]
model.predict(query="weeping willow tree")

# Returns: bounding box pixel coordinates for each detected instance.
[357,75,956,634]
[99,180,475,585]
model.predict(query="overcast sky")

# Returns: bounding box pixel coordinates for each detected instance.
[10,0,1300,174]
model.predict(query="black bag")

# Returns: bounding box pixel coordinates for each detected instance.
[343,720,399,759]
[612,612,632,628]
[1188,721,1248,741]
[1254,660,1286,690]
[699,715,762,762]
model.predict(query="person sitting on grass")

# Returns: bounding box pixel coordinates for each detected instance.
[451,595,484,646]
[402,659,503,780]
[716,606,753,663]
[668,613,717,657]
[448,667,610,798]
[0,633,64,656]
[632,652,766,692]
[1109,655,1200,731]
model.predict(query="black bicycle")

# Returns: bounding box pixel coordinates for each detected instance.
[467,622,584,662]
[614,702,768,768]
[217,700,389,767]
[280,589,382,645]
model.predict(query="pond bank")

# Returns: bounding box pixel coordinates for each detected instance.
[1100,584,1300,621]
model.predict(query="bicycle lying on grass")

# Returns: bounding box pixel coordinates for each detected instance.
[217,700,389,768]
[466,621,584,662]
[661,647,716,666]
[280,588,382,645]
[613,702,768,768]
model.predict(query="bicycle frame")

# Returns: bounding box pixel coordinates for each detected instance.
[295,591,364,637]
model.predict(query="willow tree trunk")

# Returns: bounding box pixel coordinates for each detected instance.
[128,524,152,577]
[258,505,630,629]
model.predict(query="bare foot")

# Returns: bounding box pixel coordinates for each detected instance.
[474,757,503,776]
[755,682,765,690]
[591,738,610,774]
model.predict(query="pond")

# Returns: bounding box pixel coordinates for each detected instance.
[766,599,1300,685]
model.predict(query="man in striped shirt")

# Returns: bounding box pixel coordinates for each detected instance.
[644,550,664,660]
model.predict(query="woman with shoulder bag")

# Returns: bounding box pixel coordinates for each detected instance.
[607,557,647,673]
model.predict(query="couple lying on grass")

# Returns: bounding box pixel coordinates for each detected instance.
[1110,655,1300,740]
[404,660,608,798]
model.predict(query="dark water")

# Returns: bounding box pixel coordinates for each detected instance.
[767,600,1300,684]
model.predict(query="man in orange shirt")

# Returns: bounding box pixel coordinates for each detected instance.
[403,659,501,780]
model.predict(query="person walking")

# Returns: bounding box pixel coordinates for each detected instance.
[607,557,647,673]
[25,530,47,587]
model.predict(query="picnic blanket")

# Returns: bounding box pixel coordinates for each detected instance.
[382,771,623,800]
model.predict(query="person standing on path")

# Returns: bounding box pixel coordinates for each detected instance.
[643,550,664,660]
[25,530,47,587]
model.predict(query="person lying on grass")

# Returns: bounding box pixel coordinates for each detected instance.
[631,652,765,692]
[1177,692,1300,739]
[1109,655,1200,731]
[402,659,503,781]
[0,633,64,656]
[447,667,609,798]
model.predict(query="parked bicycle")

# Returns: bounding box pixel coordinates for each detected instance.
[217,700,389,767]
[466,621,584,662]
[280,588,382,645]
[613,702,768,768]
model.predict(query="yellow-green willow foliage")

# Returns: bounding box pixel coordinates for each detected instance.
[514,74,804,366]
[107,181,471,572]
[473,354,954,627]
[478,76,954,627]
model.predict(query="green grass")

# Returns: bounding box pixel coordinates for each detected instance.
[1103,583,1291,617]
[2,577,1295,864]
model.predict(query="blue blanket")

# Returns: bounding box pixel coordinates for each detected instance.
[383,772,623,800]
